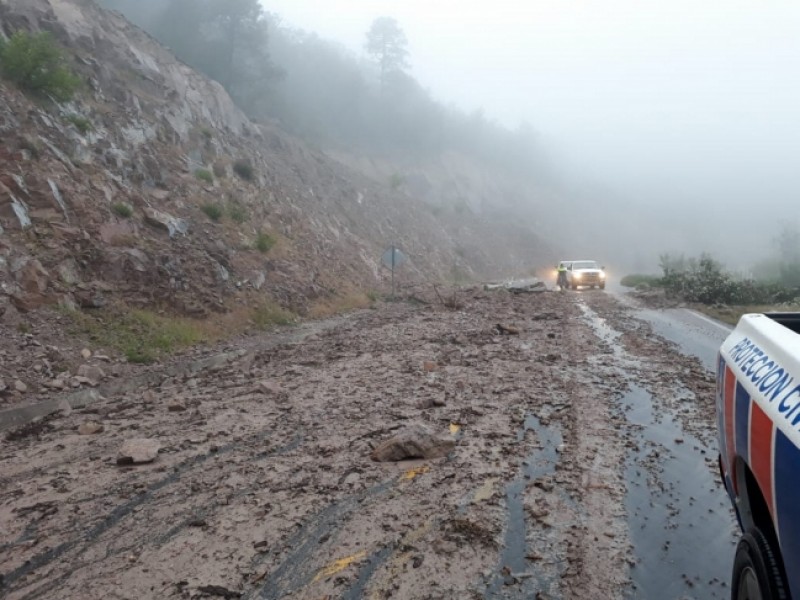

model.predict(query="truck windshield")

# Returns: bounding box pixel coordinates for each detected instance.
[572,261,598,270]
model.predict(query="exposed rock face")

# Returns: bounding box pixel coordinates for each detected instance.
[0,0,550,319]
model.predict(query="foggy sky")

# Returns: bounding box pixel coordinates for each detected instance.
[265,0,800,267]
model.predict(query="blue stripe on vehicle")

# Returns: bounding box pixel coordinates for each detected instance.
[735,382,750,462]
[774,430,800,597]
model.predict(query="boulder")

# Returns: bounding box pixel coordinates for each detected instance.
[370,424,456,462]
[143,207,188,238]
[117,438,160,465]
[77,364,105,384]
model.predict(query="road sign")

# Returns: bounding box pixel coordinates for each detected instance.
[381,246,407,269]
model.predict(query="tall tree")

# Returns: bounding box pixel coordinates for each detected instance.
[365,17,409,93]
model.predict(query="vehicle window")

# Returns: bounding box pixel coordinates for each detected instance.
[572,261,598,269]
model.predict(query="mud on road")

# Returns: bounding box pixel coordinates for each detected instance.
[0,287,737,599]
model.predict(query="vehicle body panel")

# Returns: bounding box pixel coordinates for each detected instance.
[717,313,800,596]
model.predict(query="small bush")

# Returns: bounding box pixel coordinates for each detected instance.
[0,31,79,101]
[201,202,223,222]
[233,159,255,181]
[194,168,213,184]
[254,231,275,253]
[111,202,133,218]
[620,274,661,288]
[389,173,404,190]
[65,114,91,134]
[227,202,248,224]
[212,161,227,178]
[200,127,213,140]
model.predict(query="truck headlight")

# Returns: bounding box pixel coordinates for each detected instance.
[599,272,606,279]
[574,273,581,279]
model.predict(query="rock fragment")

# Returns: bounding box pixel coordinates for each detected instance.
[370,424,456,462]
[14,379,27,393]
[117,438,160,465]
[168,398,187,412]
[78,421,104,435]
[77,364,105,384]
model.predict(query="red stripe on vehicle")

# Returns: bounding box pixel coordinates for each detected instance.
[750,402,775,518]
[724,366,737,492]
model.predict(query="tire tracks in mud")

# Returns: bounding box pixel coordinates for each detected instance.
[2,430,304,599]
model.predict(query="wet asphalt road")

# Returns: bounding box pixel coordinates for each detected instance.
[606,290,739,599]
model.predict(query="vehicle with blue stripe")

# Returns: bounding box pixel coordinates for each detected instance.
[717,313,800,599]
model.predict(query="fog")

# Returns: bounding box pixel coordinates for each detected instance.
[265,0,800,272]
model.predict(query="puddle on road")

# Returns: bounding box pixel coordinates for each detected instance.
[485,415,562,599]
[621,386,737,600]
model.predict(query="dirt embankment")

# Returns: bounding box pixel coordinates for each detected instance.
[0,288,727,600]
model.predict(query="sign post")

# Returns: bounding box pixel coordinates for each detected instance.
[381,245,407,299]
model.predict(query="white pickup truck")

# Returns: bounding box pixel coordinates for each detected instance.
[717,312,800,599]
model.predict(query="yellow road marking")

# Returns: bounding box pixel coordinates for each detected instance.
[403,465,430,480]
[312,551,367,582]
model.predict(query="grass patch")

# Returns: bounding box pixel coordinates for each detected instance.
[194,168,214,184]
[65,114,91,134]
[699,303,800,327]
[227,201,249,224]
[254,231,275,253]
[308,292,372,319]
[233,159,255,181]
[64,307,208,364]
[201,202,223,222]
[620,274,662,288]
[111,202,133,218]
[250,301,295,328]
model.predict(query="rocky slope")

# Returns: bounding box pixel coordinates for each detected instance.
[0,0,550,325]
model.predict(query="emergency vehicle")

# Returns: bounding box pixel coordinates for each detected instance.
[717,312,800,599]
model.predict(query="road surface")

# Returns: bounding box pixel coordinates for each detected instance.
[0,287,738,599]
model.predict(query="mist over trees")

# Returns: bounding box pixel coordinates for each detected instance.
[97,0,547,178]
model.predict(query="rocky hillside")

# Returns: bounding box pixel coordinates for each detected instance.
[0,0,549,324]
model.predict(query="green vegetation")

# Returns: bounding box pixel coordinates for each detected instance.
[65,308,206,364]
[201,202,223,222]
[254,230,275,253]
[227,201,249,223]
[194,168,214,184]
[620,274,662,288]
[251,301,295,328]
[111,202,133,218]
[389,173,405,190]
[65,114,92,134]
[233,159,255,181]
[658,253,800,306]
[0,31,79,101]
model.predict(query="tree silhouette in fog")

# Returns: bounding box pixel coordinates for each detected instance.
[365,17,409,93]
